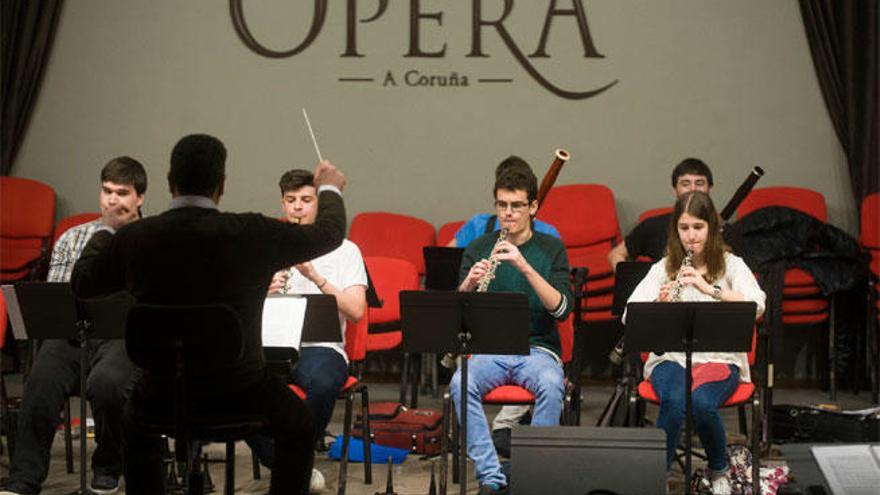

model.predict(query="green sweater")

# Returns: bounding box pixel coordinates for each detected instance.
[459,231,572,356]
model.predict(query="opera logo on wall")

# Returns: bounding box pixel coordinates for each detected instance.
[230,0,618,100]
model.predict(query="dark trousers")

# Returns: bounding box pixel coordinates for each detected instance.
[124,371,316,495]
[247,346,348,468]
[8,339,137,492]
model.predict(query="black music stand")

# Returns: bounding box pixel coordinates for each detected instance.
[400,290,530,495]
[625,301,757,495]
[263,294,341,371]
[423,247,464,291]
[12,282,132,495]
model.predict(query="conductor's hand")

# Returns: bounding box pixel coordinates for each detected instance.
[460,259,493,292]
[314,160,346,192]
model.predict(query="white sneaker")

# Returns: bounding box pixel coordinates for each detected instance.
[710,474,731,495]
[309,468,325,493]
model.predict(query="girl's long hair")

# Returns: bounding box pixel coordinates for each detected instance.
[664,191,726,283]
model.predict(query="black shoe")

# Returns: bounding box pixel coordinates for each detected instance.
[0,478,38,495]
[477,483,508,495]
[90,472,120,494]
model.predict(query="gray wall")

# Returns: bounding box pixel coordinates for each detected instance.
[12,0,855,235]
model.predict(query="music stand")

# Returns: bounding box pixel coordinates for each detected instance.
[263,294,341,366]
[625,301,756,495]
[400,290,530,495]
[423,247,464,291]
[11,282,133,495]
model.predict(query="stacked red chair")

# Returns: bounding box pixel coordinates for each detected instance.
[0,177,56,282]
[536,184,621,323]
[436,220,465,247]
[860,192,879,402]
[348,212,435,404]
[737,186,835,396]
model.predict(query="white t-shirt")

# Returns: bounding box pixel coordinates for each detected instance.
[283,239,367,362]
[624,252,766,382]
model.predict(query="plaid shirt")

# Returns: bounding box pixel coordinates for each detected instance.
[47,220,102,282]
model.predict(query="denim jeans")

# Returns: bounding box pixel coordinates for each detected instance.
[650,361,740,472]
[449,348,564,487]
[247,346,348,468]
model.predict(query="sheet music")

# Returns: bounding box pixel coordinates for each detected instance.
[261,296,307,349]
[1,285,27,339]
[811,445,880,495]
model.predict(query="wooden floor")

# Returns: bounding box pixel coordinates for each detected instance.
[0,377,875,494]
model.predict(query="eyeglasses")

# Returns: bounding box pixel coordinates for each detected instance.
[494,200,530,212]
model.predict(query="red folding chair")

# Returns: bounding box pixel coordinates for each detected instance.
[437,220,465,247]
[53,213,100,245]
[860,193,879,402]
[349,212,435,275]
[1,177,56,282]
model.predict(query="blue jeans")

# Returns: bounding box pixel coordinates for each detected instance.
[247,346,348,468]
[449,348,564,487]
[650,361,740,472]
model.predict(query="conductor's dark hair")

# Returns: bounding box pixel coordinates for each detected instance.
[101,156,147,195]
[169,134,226,196]
[671,158,713,187]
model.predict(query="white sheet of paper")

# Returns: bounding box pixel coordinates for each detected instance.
[261,296,307,349]
[812,444,880,495]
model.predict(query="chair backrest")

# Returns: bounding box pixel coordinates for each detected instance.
[737,186,827,222]
[638,206,673,223]
[349,212,436,275]
[0,290,6,350]
[125,304,243,380]
[344,312,369,363]
[363,256,421,325]
[861,192,879,249]
[558,314,574,364]
[54,212,101,244]
[1,177,56,282]
[437,220,465,247]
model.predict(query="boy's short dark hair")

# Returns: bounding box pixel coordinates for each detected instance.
[494,166,538,203]
[671,158,713,187]
[169,134,226,196]
[494,155,534,179]
[101,156,147,195]
[278,169,315,195]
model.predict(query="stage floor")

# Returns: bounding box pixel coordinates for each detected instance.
[0,377,874,494]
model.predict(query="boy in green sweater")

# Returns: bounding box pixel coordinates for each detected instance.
[451,159,572,495]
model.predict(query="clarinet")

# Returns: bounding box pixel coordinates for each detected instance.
[440,228,509,369]
[608,250,693,365]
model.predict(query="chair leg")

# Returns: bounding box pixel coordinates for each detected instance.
[251,448,261,480]
[64,399,74,474]
[737,404,748,436]
[224,442,235,495]
[751,394,761,495]
[360,385,372,484]
[337,391,354,495]
[399,353,410,405]
[828,300,837,401]
[411,354,421,409]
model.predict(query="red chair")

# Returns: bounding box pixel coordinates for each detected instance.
[53,213,101,245]
[436,220,465,247]
[349,212,435,275]
[638,206,673,223]
[637,327,761,494]
[0,177,56,282]
[537,184,620,321]
[0,290,14,457]
[284,315,373,495]
[737,186,835,395]
[860,193,879,402]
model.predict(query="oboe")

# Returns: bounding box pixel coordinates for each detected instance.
[608,250,693,365]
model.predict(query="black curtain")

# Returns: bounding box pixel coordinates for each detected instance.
[800,0,879,206]
[1,0,64,175]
